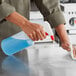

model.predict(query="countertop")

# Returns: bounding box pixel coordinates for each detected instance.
[0,43,76,76]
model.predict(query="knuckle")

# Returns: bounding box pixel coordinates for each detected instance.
[39,25,43,28]
[28,33,32,37]
[28,33,31,36]
[32,31,36,34]
[38,25,41,27]
[36,29,40,33]
[38,25,43,28]
[41,26,43,28]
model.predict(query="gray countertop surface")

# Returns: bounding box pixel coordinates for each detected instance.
[0,43,76,76]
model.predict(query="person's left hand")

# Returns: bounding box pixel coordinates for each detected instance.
[61,41,71,52]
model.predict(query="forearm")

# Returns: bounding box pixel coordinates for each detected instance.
[5,11,30,28]
[5,11,46,41]
[55,24,69,43]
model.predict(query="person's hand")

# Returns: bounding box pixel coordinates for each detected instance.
[61,41,71,52]
[21,22,46,41]
[5,12,46,41]
[55,24,71,52]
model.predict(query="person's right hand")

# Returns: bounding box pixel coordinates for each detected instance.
[21,22,46,41]
[5,12,46,41]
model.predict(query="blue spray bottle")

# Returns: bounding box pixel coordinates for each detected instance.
[1,31,34,55]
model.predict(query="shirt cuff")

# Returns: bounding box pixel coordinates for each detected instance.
[44,11,66,28]
[0,2,16,22]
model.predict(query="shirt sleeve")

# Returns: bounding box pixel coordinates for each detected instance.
[0,1,16,22]
[34,0,66,28]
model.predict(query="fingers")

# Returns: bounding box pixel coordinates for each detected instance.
[28,34,34,41]
[62,47,70,51]
[35,27,46,40]
[36,29,44,40]
[61,43,70,51]
[38,25,46,38]
[33,29,46,41]
[40,29,46,38]
[32,31,39,41]
[28,31,40,41]
[32,23,46,40]
[23,23,46,41]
